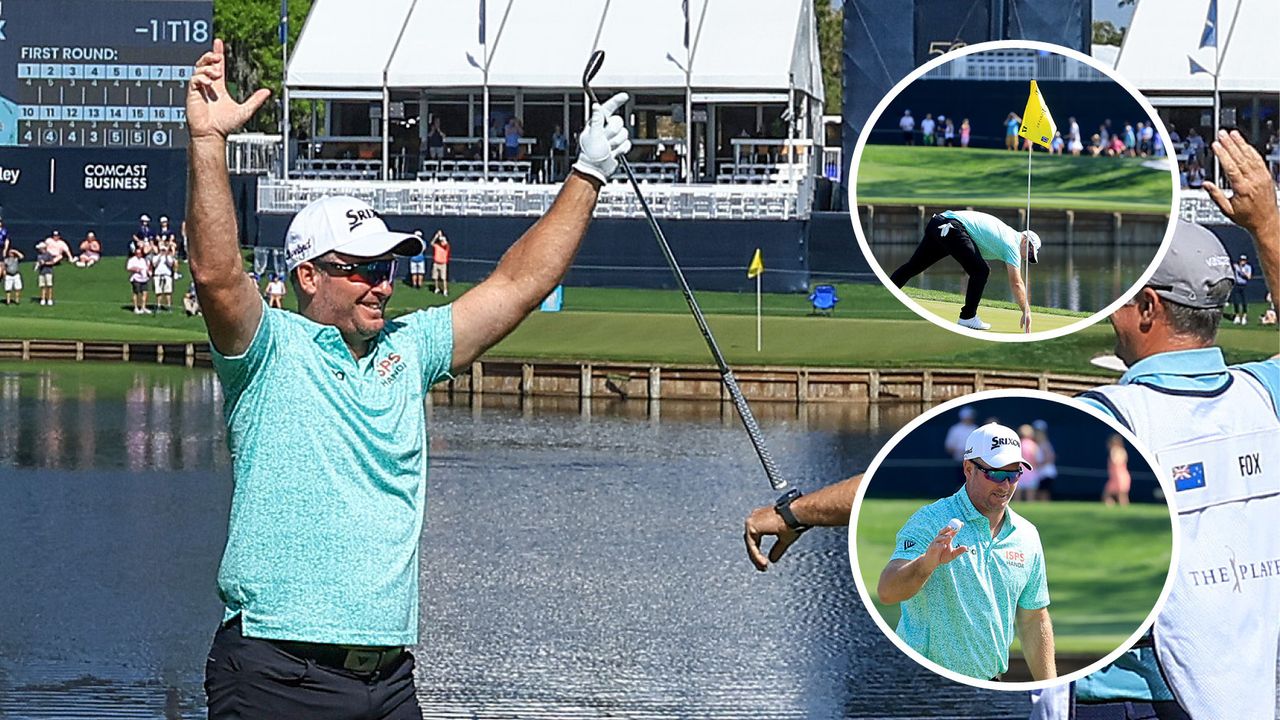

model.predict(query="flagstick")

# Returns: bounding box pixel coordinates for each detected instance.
[1025,140,1032,333]
[755,272,762,352]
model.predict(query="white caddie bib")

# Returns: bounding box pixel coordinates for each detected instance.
[1085,369,1280,719]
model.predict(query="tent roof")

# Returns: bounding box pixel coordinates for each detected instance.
[1115,0,1280,93]
[285,0,415,88]
[289,0,822,99]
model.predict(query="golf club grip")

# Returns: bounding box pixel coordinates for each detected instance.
[721,370,788,491]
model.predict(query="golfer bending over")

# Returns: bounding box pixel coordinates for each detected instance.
[187,39,630,719]
[889,210,1040,332]
[878,422,1055,681]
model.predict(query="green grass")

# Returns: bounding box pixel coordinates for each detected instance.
[855,499,1173,657]
[1,258,1274,372]
[855,146,1175,213]
[903,287,1088,335]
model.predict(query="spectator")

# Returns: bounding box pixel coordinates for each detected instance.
[503,117,523,160]
[1230,253,1253,324]
[1139,121,1155,156]
[35,241,57,306]
[943,406,977,468]
[921,113,936,147]
[133,214,155,253]
[431,229,451,296]
[1261,292,1276,325]
[1102,434,1130,507]
[1005,112,1021,151]
[1107,134,1125,157]
[1050,131,1064,155]
[157,216,179,254]
[126,246,152,314]
[1032,419,1056,501]
[959,118,970,148]
[43,230,75,265]
[3,247,23,305]
[1014,424,1042,502]
[899,109,915,145]
[76,232,102,267]
[1067,117,1081,156]
[0,217,9,258]
[1087,133,1102,157]
[1167,123,1181,148]
[1122,123,1136,156]
[408,230,427,289]
[1186,157,1206,188]
[265,274,287,309]
[1099,118,1113,147]
[426,116,445,160]
[152,245,177,312]
[551,124,569,179]
[1186,127,1205,163]
[942,117,956,147]
[183,283,201,317]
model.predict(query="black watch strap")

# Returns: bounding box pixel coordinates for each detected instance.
[774,488,809,532]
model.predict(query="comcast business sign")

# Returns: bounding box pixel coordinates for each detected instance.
[83,163,149,190]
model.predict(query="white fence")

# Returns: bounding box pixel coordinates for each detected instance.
[257,175,814,221]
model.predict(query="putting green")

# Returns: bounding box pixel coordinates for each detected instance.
[912,298,1087,334]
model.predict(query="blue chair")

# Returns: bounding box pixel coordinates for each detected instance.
[809,284,839,315]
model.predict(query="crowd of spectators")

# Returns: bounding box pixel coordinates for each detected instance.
[0,212,187,312]
[897,109,1179,161]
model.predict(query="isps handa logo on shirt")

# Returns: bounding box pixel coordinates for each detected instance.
[1004,550,1026,567]
[376,352,407,386]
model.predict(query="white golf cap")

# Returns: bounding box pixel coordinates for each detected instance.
[963,422,1033,471]
[1024,230,1041,264]
[284,195,424,272]
[140,214,150,222]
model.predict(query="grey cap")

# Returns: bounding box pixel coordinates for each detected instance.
[1147,221,1233,309]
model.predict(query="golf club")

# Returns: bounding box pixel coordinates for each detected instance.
[582,50,797,501]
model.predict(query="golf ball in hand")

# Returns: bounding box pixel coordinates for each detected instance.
[947,518,964,533]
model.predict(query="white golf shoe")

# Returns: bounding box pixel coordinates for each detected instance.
[957,316,992,330]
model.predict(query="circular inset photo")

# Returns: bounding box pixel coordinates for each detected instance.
[848,391,1177,690]
[849,41,1178,341]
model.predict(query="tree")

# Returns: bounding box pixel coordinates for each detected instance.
[815,0,843,115]
[1092,20,1125,47]
[214,0,315,134]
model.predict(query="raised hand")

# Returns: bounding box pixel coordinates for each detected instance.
[187,38,272,142]
[923,524,968,570]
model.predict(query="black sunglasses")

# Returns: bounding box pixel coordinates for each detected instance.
[314,258,398,286]
[971,460,1023,483]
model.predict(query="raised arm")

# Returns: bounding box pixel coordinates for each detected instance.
[185,38,272,356]
[877,524,967,604]
[1204,129,1280,296]
[449,93,629,371]
[1007,262,1031,333]
[1016,606,1057,680]
[743,474,863,571]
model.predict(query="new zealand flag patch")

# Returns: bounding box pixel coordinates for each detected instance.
[1172,462,1206,492]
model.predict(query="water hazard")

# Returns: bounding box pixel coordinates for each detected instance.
[0,364,1034,718]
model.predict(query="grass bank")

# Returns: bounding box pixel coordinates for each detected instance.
[855,146,1174,213]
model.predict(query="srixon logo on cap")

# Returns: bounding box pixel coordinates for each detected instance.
[346,207,382,230]
[991,436,1021,450]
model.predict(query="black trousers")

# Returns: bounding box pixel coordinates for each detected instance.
[1230,284,1248,314]
[889,215,990,320]
[205,620,422,720]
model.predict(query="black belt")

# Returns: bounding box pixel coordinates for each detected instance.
[271,638,406,675]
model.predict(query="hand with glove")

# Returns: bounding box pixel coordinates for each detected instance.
[573,92,632,184]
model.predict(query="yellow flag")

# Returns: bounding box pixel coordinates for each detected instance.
[747,248,764,278]
[1018,80,1056,150]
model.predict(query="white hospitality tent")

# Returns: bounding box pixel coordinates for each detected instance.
[284,0,825,181]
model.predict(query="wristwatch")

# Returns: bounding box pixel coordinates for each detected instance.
[773,488,810,533]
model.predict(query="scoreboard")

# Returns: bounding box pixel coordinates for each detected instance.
[0,0,213,149]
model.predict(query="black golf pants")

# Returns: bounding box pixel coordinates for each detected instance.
[889,214,991,320]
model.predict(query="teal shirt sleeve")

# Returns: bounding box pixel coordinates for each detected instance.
[1235,358,1280,417]
[209,302,279,409]
[400,304,455,387]
[1018,540,1050,610]
[890,509,937,562]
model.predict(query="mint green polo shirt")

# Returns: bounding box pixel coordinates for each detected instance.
[890,486,1050,679]
[941,210,1023,268]
[211,303,453,646]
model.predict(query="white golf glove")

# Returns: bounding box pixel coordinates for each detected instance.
[573,92,632,183]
